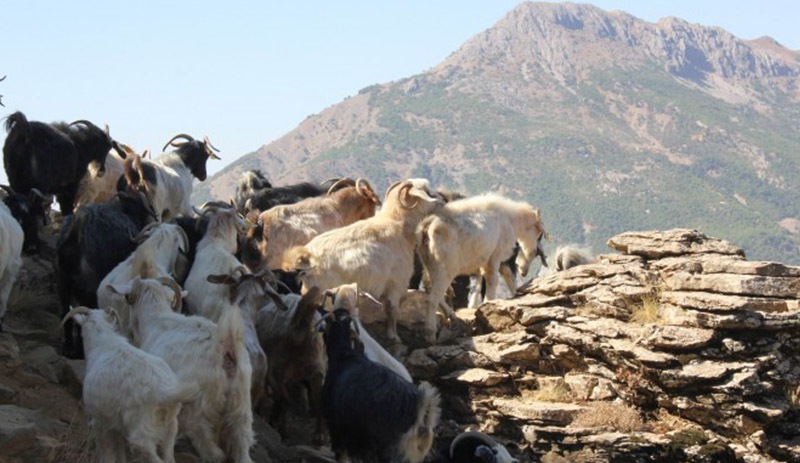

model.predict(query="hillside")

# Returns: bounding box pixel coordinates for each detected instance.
[196,2,800,264]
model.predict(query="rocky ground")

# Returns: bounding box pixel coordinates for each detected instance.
[1,228,799,462]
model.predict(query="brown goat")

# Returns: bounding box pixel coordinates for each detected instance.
[244,178,381,270]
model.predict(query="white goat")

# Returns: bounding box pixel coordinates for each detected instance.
[247,178,381,269]
[61,306,198,463]
[96,222,188,341]
[0,201,23,330]
[284,178,444,344]
[122,134,220,221]
[324,283,412,382]
[207,269,287,410]
[184,207,248,320]
[109,277,254,463]
[417,193,547,343]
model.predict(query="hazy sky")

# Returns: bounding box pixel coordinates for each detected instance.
[1,1,798,184]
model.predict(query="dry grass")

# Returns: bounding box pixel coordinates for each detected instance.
[52,410,95,463]
[529,380,571,402]
[571,401,644,432]
[630,289,664,325]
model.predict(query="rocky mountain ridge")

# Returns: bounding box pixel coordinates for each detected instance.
[196,2,800,265]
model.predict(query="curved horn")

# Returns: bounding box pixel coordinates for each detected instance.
[176,225,189,253]
[356,178,381,206]
[156,277,184,312]
[397,183,418,209]
[60,306,92,326]
[384,180,403,198]
[203,136,221,160]
[326,178,355,195]
[30,188,52,202]
[0,185,15,195]
[162,134,194,152]
[131,222,161,244]
[259,278,289,311]
[68,119,101,131]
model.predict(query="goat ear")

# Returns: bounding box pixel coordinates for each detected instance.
[103,308,121,331]
[207,274,235,285]
[107,282,132,297]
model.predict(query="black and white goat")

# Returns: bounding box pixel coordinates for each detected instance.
[429,431,519,463]
[120,134,220,221]
[321,307,440,463]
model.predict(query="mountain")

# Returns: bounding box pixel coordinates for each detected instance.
[196,2,800,264]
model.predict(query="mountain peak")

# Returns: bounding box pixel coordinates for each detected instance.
[198,2,800,265]
[435,2,800,88]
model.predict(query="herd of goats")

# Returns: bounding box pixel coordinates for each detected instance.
[0,112,594,463]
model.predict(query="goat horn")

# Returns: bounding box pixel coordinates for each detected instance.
[358,290,383,307]
[262,281,289,311]
[30,188,51,202]
[60,306,92,326]
[177,226,189,252]
[135,191,159,221]
[356,178,381,206]
[0,185,15,195]
[326,178,355,195]
[68,119,101,131]
[397,183,418,209]
[314,310,332,332]
[203,136,221,160]
[156,277,184,312]
[162,134,194,152]
[131,222,161,244]
[384,180,403,198]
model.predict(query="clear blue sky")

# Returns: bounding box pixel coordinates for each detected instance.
[1,1,797,184]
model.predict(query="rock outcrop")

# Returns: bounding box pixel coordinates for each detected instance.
[406,228,800,463]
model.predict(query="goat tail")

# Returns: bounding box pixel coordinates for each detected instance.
[416,216,447,266]
[216,305,255,456]
[4,111,28,135]
[401,381,441,463]
[158,380,202,407]
[282,245,316,272]
[216,305,251,383]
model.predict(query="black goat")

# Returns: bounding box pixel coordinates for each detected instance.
[3,112,124,216]
[233,169,338,213]
[0,185,52,254]
[322,308,440,463]
[429,431,519,463]
[56,191,156,358]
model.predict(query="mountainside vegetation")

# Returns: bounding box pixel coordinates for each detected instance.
[198,2,800,264]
